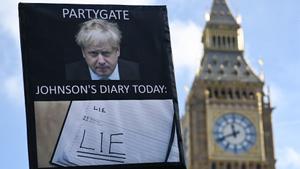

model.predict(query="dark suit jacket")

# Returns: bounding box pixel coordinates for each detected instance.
[65,59,140,80]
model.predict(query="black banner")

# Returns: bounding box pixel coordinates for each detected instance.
[19,3,185,169]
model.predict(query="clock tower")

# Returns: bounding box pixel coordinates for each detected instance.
[181,0,276,169]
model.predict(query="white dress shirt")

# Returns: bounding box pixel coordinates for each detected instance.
[89,64,120,80]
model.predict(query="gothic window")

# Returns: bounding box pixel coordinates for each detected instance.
[241,163,246,169]
[214,89,219,98]
[242,90,248,99]
[220,162,224,168]
[218,36,221,47]
[235,90,240,99]
[221,89,226,98]
[211,162,217,169]
[249,163,253,169]
[227,36,231,48]
[222,36,226,47]
[233,69,238,75]
[212,59,217,65]
[232,37,236,47]
[234,162,239,169]
[228,89,233,99]
[226,163,231,169]
[213,36,216,47]
[256,164,261,169]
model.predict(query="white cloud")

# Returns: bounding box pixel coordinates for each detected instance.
[0,0,19,41]
[169,20,203,77]
[277,147,300,169]
[169,20,203,116]
[2,75,24,103]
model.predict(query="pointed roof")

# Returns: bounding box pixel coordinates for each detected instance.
[198,51,263,83]
[208,0,238,26]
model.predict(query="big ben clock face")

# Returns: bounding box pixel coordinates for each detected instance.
[213,113,256,154]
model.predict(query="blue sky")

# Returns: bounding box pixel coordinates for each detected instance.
[0,0,299,169]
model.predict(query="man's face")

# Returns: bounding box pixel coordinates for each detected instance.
[82,42,120,78]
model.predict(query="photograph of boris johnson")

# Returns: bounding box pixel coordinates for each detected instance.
[21,9,172,81]
[66,19,140,80]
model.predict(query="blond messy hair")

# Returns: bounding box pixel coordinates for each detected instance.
[75,19,122,49]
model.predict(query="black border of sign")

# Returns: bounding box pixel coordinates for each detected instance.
[18,3,186,169]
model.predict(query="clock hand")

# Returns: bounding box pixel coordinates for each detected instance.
[231,124,236,132]
[233,130,240,138]
[231,124,240,138]
[217,132,236,142]
[217,130,241,142]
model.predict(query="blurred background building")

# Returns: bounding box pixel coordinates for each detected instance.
[181,0,276,169]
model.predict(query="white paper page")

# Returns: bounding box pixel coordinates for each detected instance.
[52,100,179,166]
